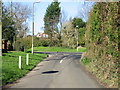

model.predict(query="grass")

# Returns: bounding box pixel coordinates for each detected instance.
[2,47,86,86]
[81,58,90,65]
[2,51,47,85]
[27,46,86,52]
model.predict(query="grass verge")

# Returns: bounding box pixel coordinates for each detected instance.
[27,47,86,52]
[80,57,118,88]
[2,51,47,86]
[81,57,90,65]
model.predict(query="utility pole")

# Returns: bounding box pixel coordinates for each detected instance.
[10,0,15,50]
[31,2,34,54]
[31,0,41,54]
[0,0,2,56]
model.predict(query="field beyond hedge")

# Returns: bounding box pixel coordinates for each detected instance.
[2,51,47,86]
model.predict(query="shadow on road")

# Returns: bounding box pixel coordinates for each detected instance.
[41,71,59,74]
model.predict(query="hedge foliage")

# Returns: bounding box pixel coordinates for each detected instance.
[85,2,119,88]
[14,36,51,51]
[14,36,62,51]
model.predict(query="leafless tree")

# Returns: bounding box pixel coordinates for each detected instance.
[78,2,94,22]
[59,10,68,31]
[11,2,32,38]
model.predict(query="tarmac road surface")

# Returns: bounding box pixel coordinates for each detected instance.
[9,52,103,88]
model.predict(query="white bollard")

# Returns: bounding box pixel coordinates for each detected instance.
[19,56,22,69]
[77,47,78,51]
[26,54,29,65]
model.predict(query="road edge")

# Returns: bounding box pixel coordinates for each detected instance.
[2,54,49,89]
[80,53,110,88]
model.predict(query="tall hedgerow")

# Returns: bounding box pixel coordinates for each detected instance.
[85,2,119,88]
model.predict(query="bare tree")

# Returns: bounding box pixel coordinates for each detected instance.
[11,2,32,38]
[61,21,76,48]
[78,2,94,22]
[59,10,68,29]
[59,10,68,39]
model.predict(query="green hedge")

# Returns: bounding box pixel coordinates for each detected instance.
[14,36,62,51]
[85,2,119,88]
[14,37,51,51]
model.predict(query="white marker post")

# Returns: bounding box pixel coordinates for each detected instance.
[19,56,21,69]
[77,47,79,51]
[26,54,29,65]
